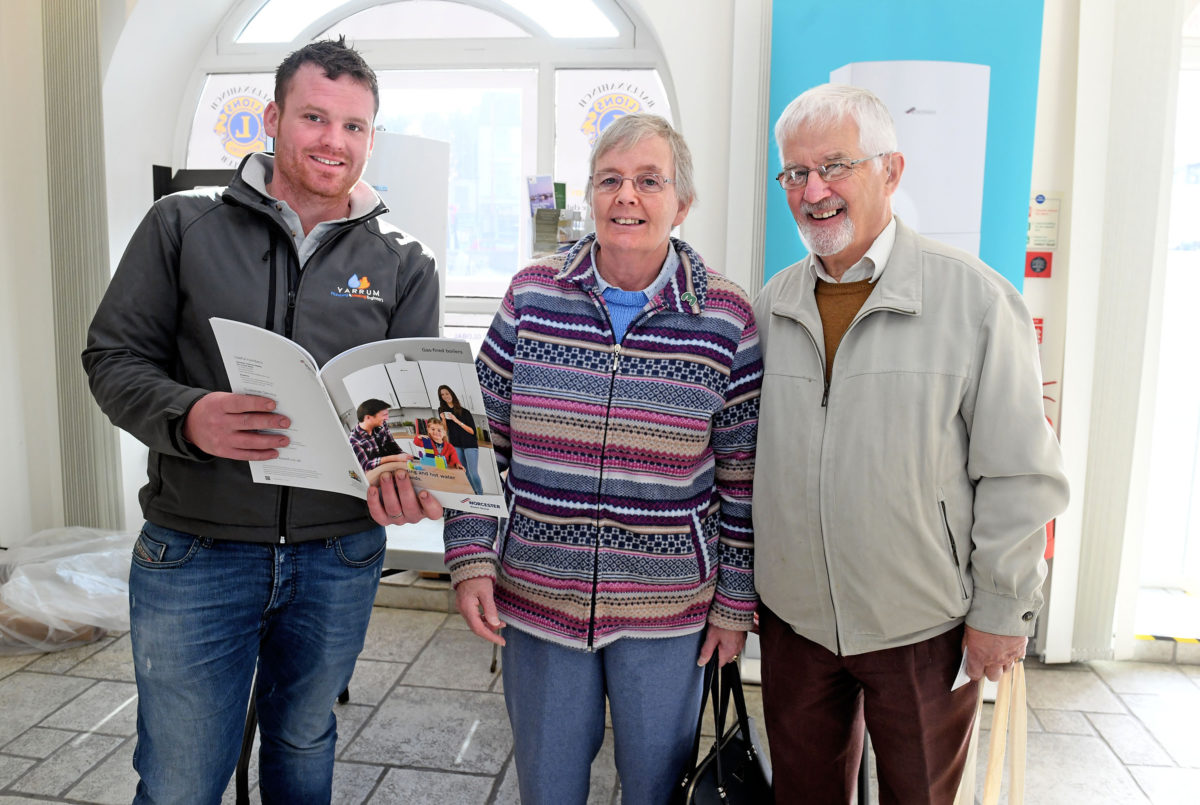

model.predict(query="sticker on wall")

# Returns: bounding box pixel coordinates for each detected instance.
[553,70,672,208]
[214,94,268,164]
[1026,251,1053,278]
[1028,193,1062,251]
[187,73,275,169]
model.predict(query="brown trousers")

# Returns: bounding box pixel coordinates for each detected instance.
[760,608,978,805]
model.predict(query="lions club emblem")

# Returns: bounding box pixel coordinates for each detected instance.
[580,93,642,146]
[215,95,268,161]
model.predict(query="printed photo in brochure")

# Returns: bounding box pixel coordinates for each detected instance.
[210,317,506,517]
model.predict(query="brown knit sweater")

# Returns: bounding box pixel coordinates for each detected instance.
[814,278,875,381]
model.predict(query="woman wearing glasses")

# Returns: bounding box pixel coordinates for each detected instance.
[443,113,762,804]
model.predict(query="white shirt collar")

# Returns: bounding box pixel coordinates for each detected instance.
[811,216,897,284]
[590,240,679,301]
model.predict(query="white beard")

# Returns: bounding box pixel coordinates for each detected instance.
[797,212,855,256]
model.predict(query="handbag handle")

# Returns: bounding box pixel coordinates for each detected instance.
[711,661,728,792]
[709,658,759,795]
[678,656,757,799]
[684,657,719,772]
[720,660,756,747]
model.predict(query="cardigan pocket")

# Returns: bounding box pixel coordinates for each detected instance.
[690,507,720,581]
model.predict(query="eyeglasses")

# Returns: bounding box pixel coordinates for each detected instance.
[775,153,889,190]
[590,172,675,194]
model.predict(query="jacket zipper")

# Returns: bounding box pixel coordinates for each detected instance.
[778,299,915,652]
[232,193,382,545]
[274,233,304,544]
[818,302,915,408]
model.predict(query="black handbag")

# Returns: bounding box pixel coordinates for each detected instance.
[674,658,773,804]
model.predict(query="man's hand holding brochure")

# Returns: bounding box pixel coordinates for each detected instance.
[210,317,506,517]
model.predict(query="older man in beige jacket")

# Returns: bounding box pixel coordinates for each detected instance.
[752,84,1069,804]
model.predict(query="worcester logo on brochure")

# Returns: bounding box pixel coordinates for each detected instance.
[331,274,384,302]
[462,497,502,511]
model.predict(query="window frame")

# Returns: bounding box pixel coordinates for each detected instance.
[173,0,677,320]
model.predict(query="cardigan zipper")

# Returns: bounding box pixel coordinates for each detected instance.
[587,338,620,650]
[584,296,659,649]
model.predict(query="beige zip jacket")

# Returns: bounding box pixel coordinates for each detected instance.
[752,219,1069,656]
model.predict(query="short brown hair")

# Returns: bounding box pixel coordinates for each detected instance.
[275,35,379,115]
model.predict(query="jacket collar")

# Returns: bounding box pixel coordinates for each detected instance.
[770,216,923,328]
[223,152,387,225]
[555,232,708,316]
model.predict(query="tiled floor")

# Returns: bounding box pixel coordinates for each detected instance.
[0,594,1198,804]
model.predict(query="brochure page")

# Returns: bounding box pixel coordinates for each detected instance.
[210,317,508,516]
[210,318,368,498]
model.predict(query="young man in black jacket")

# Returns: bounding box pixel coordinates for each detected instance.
[83,38,441,803]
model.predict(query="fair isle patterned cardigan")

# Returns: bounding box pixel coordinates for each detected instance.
[443,234,762,650]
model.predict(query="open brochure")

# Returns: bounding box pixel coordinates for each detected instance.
[210,318,507,517]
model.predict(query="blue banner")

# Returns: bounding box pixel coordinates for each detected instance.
[766,1,1045,290]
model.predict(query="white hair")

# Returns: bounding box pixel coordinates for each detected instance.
[586,113,696,208]
[774,84,898,166]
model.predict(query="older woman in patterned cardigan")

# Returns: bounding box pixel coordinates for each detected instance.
[443,113,762,805]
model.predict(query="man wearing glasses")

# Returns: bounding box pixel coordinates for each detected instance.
[751,83,1069,802]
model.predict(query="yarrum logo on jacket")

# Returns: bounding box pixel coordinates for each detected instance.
[331,274,383,302]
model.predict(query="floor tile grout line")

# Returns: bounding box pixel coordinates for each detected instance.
[337,756,500,778]
[1083,661,1192,805]
[5,726,123,802]
[355,763,387,805]
[0,670,110,781]
[9,610,1200,805]
[334,611,453,766]
[331,614,508,800]
[1091,661,1192,770]
[60,733,137,803]
[483,747,515,805]
[1081,710,1177,774]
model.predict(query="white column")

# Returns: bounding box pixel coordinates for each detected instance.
[1042,0,1186,662]
[43,0,124,530]
[723,0,772,292]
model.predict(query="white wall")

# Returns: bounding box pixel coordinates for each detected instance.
[103,1,232,274]
[1033,0,1188,662]
[628,0,738,283]
[1023,0,1080,658]
[0,2,63,545]
[102,1,238,531]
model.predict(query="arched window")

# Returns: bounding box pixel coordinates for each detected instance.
[181,0,675,344]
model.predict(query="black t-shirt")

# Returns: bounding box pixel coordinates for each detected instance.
[438,405,477,450]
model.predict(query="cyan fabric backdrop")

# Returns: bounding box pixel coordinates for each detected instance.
[765,1,1045,290]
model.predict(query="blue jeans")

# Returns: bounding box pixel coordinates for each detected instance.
[501,627,705,805]
[460,446,482,494]
[128,521,385,805]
